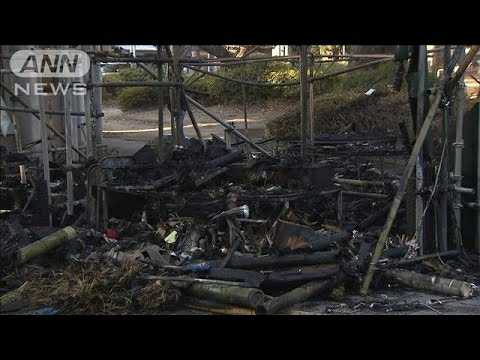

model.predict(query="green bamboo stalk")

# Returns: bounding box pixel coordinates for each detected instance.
[17,226,78,264]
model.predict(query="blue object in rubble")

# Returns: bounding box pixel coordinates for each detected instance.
[27,307,59,315]
[184,262,211,273]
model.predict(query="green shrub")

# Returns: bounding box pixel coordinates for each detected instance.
[106,66,162,110]
[105,60,403,110]
[102,72,121,103]
[118,86,159,111]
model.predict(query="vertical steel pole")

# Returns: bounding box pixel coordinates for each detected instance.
[64,84,74,216]
[309,53,315,145]
[415,45,426,254]
[309,82,314,145]
[477,90,480,261]
[84,81,94,158]
[172,45,183,146]
[157,46,164,155]
[453,46,466,241]
[38,96,52,226]
[10,98,27,184]
[242,84,248,130]
[439,46,452,252]
[300,45,309,158]
[92,58,103,151]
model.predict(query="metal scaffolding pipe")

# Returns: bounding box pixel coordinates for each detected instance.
[87,81,181,88]
[0,105,103,118]
[361,45,479,295]
[185,95,274,158]
[0,80,88,160]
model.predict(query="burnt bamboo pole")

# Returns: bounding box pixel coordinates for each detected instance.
[360,45,480,295]
[361,89,444,295]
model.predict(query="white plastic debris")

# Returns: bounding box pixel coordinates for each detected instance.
[164,230,178,244]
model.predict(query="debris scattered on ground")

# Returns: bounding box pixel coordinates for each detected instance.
[1,130,478,315]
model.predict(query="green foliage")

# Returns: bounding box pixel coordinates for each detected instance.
[105,66,162,109]
[118,86,159,111]
[106,60,399,111]
[189,61,397,106]
[188,62,300,105]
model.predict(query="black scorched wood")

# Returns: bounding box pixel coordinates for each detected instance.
[205,150,244,168]
[256,277,339,314]
[210,250,339,270]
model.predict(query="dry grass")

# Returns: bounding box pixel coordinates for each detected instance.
[266,88,412,138]
[20,261,179,314]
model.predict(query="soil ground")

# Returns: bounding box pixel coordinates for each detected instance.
[102,101,292,154]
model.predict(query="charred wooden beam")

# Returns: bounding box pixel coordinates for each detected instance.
[256,277,339,314]
[210,250,339,270]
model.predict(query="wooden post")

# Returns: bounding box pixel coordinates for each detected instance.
[64,84,74,216]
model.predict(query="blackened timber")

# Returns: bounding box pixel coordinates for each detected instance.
[256,278,338,314]
[210,250,339,270]
[206,150,243,168]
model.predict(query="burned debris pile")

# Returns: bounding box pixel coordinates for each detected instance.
[0,134,478,315]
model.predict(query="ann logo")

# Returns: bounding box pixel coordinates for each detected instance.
[20,54,80,74]
[10,49,90,78]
